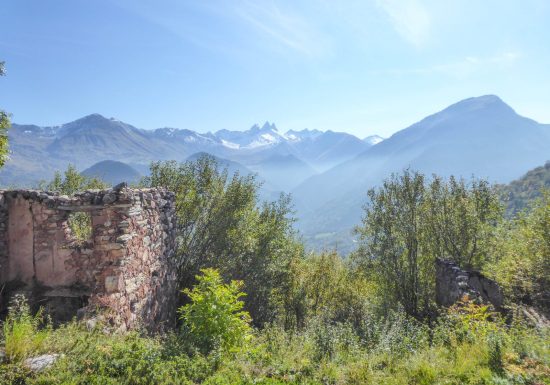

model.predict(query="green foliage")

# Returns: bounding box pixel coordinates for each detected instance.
[497,162,550,216]
[195,312,549,384]
[26,332,200,385]
[486,191,550,313]
[0,61,10,168]
[43,164,109,195]
[354,170,502,317]
[66,212,92,243]
[145,156,302,325]
[2,160,548,384]
[1,295,51,363]
[40,164,110,243]
[179,268,252,353]
[280,252,375,330]
[426,175,502,269]
[1,296,548,384]
[355,170,432,317]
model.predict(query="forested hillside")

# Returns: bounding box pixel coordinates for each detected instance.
[498,161,550,215]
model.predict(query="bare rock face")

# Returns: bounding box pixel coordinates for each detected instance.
[435,258,504,310]
[24,354,60,372]
[0,187,178,332]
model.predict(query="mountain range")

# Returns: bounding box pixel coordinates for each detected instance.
[2,95,549,253]
[2,116,374,191]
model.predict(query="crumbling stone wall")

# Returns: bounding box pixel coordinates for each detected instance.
[0,186,177,332]
[436,258,504,310]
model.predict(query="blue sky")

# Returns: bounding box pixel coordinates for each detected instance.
[1,0,549,138]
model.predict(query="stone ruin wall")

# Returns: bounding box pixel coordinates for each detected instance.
[0,186,177,332]
[435,258,504,311]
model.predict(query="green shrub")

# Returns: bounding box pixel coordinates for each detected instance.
[30,332,196,385]
[179,268,252,353]
[486,191,550,313]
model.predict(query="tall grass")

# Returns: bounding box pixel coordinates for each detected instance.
[1,299,548,385]
[1,294,51,362]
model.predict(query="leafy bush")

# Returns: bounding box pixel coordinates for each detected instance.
[179,268,252,353]
[0,61,10,169]
[486,191,550,313]
[279,252,375,330]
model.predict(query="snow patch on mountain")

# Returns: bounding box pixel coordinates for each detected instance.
[285,128,323,142]
[363,135,385,145]
[221,139,240,149]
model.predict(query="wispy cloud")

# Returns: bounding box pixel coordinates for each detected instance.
[376,0,431,46]
[116,0,329,59]
[233,1,329,57]
[432,51,522,77]
[374,51,522,78]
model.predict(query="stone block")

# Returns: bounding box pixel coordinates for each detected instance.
[105,275,123,293]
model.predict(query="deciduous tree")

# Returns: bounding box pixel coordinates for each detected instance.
[355,170,501,318]
[0,61,10,168]
[146,155,302,325]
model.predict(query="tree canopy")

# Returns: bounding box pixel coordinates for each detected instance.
[145,155,303,325]
[354,170,502,318]
[0,61,10,168]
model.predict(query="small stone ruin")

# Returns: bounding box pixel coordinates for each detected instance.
[435,258,504,311]
[0,185,177,332]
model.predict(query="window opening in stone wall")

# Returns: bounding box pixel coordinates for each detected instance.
[68,211,93,246]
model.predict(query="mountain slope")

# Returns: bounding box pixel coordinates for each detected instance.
[289,130,371,172]
[247,153,317,191]
[293,95,550,253]
[497,161,550,215]
[48,114,160,166]
[81,160,142,185]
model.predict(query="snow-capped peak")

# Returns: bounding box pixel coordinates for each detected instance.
[363,135,385,146]
[285,128,323,142]
[216,121,288,149]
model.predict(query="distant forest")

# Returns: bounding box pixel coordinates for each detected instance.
[498,161,550,215]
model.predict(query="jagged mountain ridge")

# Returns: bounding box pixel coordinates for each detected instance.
[1,115,376,189]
